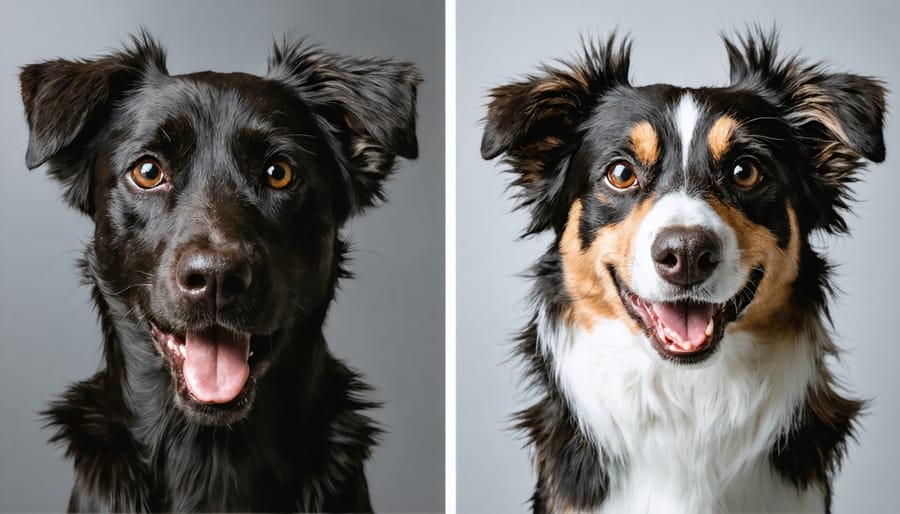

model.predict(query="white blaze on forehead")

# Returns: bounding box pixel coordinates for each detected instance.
[630,192,743,304]
[675,94,701,171]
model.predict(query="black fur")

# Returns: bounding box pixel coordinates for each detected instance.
[21,32,420,512]
[483,29,885,512]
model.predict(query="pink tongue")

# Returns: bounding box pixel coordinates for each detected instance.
[183,328,250,404]
[652,302,715,348]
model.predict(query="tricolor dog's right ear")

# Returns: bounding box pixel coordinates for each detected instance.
[481,34,632,235]
[19,32,167,215]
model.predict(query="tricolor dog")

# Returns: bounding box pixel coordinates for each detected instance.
[481,30,885,513]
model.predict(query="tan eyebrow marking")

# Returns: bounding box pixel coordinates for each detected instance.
[629,121,660,166]
[708,115,739,162]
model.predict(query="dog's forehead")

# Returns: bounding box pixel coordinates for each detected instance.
[120,72,303,138]
[588,85,775,144]
[584,85,786,182]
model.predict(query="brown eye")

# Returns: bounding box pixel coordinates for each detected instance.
[605,161,637,190]
[265,161,293,189]
[131,159,165,189]
[732,160,762,189]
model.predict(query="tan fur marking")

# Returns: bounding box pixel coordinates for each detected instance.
[707,115,739,162]
[709,199,803,339]
[629,121,660,166]
[560,198,655,331]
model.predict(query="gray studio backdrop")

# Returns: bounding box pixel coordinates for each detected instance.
[458,0,900,512]
[0,1,443,512]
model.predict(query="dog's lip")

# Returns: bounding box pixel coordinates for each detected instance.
[608,266,764,364]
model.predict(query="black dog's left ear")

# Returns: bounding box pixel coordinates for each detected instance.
[267,40,421,218]
[725,29,887,233]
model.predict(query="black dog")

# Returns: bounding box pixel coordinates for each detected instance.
[20,32,420,512]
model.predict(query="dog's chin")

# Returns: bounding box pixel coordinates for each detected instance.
[149,322,277,426]
[609,267,764,365]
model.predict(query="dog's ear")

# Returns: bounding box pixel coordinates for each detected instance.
[19,32,167,216]
[482,35,632,235]
[267,39,421,219]
[724,28,887,233]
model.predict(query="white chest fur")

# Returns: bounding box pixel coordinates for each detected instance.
[538,313,826,513]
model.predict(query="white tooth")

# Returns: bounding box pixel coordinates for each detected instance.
[249,350,254,358]
[178,345,186,358]
[705,318,715,337]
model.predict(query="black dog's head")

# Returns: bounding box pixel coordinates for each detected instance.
[21,32,420,425]
[483,30,885,364]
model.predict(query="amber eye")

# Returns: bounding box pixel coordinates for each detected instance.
[265,161,293,189]
[131,159,165,189]
[605,161,637,190]
[732,160,762,189]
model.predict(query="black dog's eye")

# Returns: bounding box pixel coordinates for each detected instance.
[131,158,166,189]
[605,161,637,190]
[732,160,762,189]
[265,162,294,190]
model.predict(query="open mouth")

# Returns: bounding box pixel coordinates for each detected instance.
[610,266,764,364]
[150,323,274,417]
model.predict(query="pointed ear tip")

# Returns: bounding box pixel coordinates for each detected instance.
[400,140,419,159]
[24,149,47,170]
[480,136,501,160]
[868,144,886,163]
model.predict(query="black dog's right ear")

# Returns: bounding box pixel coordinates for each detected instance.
[481,34,632,235]
[19,32,167,215]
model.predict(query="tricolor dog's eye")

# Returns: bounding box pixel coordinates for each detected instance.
[131,158,166,189]
[605,161,637,190]
[265,161,293,190]
[732,160,762,189]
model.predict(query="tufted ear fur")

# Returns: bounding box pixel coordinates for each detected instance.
[19,31,167,216]
[724,28,887,234]
[267,39,421,220]
[481,34,632,236]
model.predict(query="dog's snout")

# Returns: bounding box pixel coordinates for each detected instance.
[651,226,722,286]
[175,249,253,309]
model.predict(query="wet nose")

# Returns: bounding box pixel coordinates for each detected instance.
[651,226,722,286]
[175,249,253,309]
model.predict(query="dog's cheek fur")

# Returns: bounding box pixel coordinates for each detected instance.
[560,197,654,332]
[709,198,804,338]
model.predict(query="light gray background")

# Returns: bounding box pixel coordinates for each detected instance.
[458,0,899,512]
[0,1,443,513]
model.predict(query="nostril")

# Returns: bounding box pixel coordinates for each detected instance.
[660,252,679,268]
[183,273,207,291]
[221,268,251,296]
[696,251,714,272]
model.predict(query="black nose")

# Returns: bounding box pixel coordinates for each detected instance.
[175,249,252,309]
[651,226,723,286]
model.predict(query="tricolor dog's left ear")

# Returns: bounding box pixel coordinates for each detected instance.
[724,28,887,234]
[267,39,421,220]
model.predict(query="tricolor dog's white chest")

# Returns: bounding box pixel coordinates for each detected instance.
[540,315,826,513]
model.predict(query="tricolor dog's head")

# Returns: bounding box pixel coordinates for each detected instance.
[482,31,885,364]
